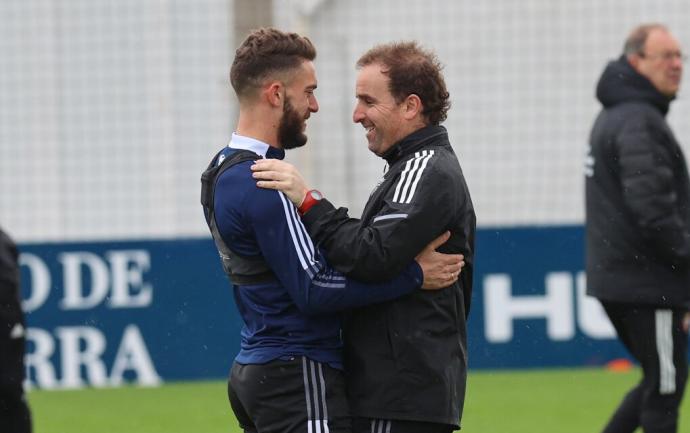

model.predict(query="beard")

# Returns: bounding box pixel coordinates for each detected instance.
[277,97,308,150]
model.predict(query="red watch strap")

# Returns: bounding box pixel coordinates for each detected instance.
[298,190,321,215]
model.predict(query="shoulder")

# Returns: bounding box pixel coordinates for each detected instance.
[0,230,18,275]
[214,160,255,202]
[423,144,466,179]
[212,148,264,190]
[215,160,287,216]
[612,102,666,134]
[245,183,294,225]
[397,145,466,178]
[392,148,442,185]
[389,145,465,205]
[397,148,438,171]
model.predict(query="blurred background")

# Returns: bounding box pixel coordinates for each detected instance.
[3,0,689,242]
[2,0,690,392]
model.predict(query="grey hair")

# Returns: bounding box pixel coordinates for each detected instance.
[623,23,668,56]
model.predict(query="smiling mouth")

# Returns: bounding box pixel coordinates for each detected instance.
[364,126,376,142]
[667,76,681,85]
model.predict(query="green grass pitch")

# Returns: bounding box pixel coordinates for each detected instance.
[28,367,690,433]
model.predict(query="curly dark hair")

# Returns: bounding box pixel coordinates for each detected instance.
[230,28,316,99]
[356,41,450,125]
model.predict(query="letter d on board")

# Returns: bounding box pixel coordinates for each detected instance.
[59,252,109,310]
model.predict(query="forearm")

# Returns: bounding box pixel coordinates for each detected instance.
[297,261,422,314]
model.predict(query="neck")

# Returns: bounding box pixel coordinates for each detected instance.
[235,105,281,148]
[395,119,428,143]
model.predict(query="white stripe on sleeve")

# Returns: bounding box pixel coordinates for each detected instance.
[392,150,435,204]
[279,192,318,275]
[395,151,426,203]
[392,156,415,203]
[404,150,434,204]
[372,213,408,223]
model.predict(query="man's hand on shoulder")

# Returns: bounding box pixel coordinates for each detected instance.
[252,159,310,206]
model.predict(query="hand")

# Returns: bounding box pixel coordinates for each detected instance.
[251,159,309,206]
[683,312,690,333]
[415,231,465,290]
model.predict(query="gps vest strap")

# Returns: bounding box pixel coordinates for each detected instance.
[201,149,277,285]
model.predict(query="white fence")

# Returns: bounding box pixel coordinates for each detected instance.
[2,0,689,241]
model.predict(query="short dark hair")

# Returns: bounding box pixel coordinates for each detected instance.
[356,41,450,125]
[623,23,668,56]
[230,28,316,99]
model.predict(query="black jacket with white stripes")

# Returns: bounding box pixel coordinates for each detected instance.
[586,56,690,308]
[302,125,476,427]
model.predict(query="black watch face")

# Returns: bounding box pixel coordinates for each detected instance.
[310,190,323,200]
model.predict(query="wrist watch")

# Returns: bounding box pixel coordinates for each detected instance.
[297,189,323,215]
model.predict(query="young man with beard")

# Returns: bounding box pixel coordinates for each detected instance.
[253,41,475,433]
[201,28,464,433]
[586,24,690,433]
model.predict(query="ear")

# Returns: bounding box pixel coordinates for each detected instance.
[263,81,284,108]
[402,94,423,120]
[627,53,642,71]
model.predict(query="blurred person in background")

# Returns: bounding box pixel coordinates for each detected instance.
[253,41,475,433]
[0,227,32,433]
[201,28,463,433]
[586,23,690,433]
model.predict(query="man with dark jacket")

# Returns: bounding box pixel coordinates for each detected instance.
[586,23,689,433]
[0,227,32,433]
[253,41,475,433]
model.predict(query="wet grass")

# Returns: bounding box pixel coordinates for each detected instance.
[28,367,688,433]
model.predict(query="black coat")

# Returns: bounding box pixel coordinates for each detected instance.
[586,56,690,307]
[302,125,476,427]
[0,228,20,306]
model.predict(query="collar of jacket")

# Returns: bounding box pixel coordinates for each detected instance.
[596,55,673,116]
[229,132,286,160]
[381,125,449,165]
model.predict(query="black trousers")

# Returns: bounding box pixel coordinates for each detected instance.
[601,301,689,433]
[0,298,32,433]
[352,418,455,433]
[228,356,350,433]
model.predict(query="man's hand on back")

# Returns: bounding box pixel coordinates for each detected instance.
[416,231,464,290]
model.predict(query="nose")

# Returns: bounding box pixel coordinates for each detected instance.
[352,103,365,123]
[671,56,683,69]
[309,94,319,113]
